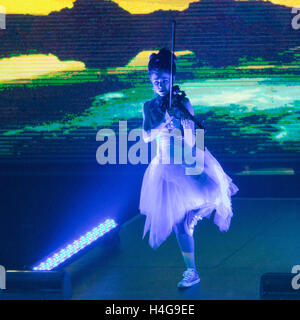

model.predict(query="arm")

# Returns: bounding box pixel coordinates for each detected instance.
[142,102,174,143]
[181,98,196,148]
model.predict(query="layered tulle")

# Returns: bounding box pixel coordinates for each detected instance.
[139,127,239,249]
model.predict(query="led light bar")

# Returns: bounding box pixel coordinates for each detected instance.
[33,219,117,271]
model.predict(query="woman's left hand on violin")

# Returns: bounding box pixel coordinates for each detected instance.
[168,104,190,120]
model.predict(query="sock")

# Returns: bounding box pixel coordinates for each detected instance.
[182,251,196,270]
[175,233,196,270]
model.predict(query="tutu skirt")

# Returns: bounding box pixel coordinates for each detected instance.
[139,134,239,249]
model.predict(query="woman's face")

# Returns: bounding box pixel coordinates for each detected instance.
[150,71,174,97]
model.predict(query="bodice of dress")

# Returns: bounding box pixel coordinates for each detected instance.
[156,120,185,164]
[146,95,189,164]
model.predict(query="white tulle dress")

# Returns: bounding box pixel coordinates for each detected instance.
[139,96,239,249]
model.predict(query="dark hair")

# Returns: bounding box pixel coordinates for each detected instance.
[148,48,177,75]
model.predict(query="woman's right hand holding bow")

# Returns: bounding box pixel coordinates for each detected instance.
[164,109,181,130]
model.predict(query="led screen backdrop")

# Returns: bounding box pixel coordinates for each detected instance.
[0,0,300,164]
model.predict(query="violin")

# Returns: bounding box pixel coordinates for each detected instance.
[160,85,206,131]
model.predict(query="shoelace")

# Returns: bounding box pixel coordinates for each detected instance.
[182,269,196,281]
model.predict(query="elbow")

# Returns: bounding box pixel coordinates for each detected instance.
[143,126,161,143]
[183,127,196,148]
[142,129,153,143]
[143,136,151,143]
[185,136,196,148]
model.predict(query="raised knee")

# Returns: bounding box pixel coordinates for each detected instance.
[173,220,187,235]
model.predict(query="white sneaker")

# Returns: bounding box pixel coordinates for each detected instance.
[177,268,200,288]
[184,210,203,237]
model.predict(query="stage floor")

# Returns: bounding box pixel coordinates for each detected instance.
[66,197,300,300]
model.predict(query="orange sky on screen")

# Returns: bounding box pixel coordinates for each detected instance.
[0,0,298,15]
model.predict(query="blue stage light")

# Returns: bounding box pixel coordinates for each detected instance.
[33,219,117,271]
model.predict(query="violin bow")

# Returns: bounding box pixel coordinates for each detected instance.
[169,20,205,131]
[169,20,176,111]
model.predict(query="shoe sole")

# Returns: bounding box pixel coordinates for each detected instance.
[177,278,200,288]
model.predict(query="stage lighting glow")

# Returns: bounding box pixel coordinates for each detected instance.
[33,219,117,271]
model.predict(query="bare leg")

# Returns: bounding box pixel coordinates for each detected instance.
[173,213,196,270]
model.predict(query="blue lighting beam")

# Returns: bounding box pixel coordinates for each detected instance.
[33,218,118,271]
